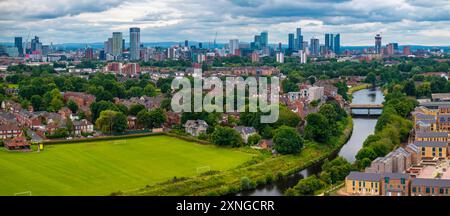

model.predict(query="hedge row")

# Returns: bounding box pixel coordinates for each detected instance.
[43,132,165,145]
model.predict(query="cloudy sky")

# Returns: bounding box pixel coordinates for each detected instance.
[1,0,450,46]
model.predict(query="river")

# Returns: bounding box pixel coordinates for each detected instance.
[237,88,384,196]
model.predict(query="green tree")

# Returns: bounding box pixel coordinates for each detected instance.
[67,100,79,114]
[285,176,325,196]
[403,79,416,96]
[148,108,167,128]
[247,133,261,146]
[304,113,332,143]
[30,95,45,111]
[210,126,243,147]
[49,97,64,112]
[143,84,157,96]
[95,110,128,134]
[66,117,75,136]
[274,106,301,128]
[355,147,377,161]
[365,72,377,88]
[137,110,151,129]
[273,126,304,154]
[129,104,146,116]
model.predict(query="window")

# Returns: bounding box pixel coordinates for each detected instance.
[412,187,416,193]
[426,187,430,193]
[440,188,444,194]
[432,188,435,194]
[352,181,355,186]
[401,178,405,184]
[385,177,389,183]
[363,182,366,187]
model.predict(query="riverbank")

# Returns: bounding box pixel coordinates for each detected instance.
[123,116,353,196]
[348,84,370,94]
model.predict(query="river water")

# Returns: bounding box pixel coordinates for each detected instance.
[238,88,384,196]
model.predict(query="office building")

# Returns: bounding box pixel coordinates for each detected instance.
[296,28,303,51]
[288,33,295,51]
[129,27,140,60]
[85,48,94,60]
[375,34,382,54]
[260,31,268,48]
[334,34,341,54]
[276,52,284,63]
[229,39,239,55]
[14,37,23,56]
[310,38,320,56]
[112,32,123,57]
[403,46,411,55]
[325,33,334,51]
[31,36,42,54]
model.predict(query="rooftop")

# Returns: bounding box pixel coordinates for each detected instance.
[414,141,448,147]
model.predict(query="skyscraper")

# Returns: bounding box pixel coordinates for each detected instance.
[229,39,239,55]
[310,38,320,56]
[334,34,340,55]
[105,38,113,54]
[85,47,94,60]
[260,31,268,48]
[296,28,303,51]
[14,37,23,56]
[253,35,261,50]
[375,34,382,54]
[288,33,295,51]
[31,36,42,54]
[112,32,123,57]
[325,33,334,51]
[129,27,140,60]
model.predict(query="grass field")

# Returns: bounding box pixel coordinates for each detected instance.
[0,135,254,196]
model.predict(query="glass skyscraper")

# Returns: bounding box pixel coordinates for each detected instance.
[296,28,303,51]
[334,34,340,54]
[14,37,23,56]
[129,27,140,60]
[112,32,123,57]
[288,33,295,51]
[260,31,268,48]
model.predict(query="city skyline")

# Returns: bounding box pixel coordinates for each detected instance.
[1,0,450,46]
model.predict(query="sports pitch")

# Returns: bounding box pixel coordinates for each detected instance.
[0,135,254,195]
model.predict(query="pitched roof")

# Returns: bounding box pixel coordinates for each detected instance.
[413,141,448,148]
[234,126,256,135]
[406,143,420,154]
[0,123,21,131]
[416,132,448,138]
[346,171,382,181]
[382,173,409,179]
[411,178,450,187]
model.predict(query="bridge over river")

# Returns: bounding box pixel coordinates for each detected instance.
[349,103,384,116]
